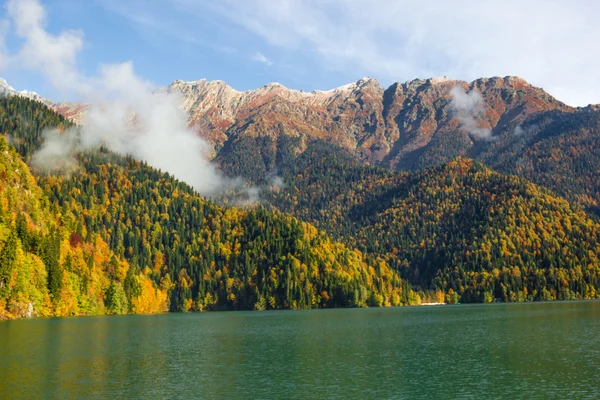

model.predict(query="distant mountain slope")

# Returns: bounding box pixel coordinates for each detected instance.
[165,76,570,164]
[265,142,600,303]
[0,78,87,124]
[380,76,572,169]
[476,109,600,212]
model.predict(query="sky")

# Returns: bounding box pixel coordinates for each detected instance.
[0,0,599,106]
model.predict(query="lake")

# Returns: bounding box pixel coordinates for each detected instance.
[1,301,599,399]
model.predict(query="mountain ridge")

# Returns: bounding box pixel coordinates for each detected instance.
[2,89,600,318]
[0,78,88,124]
[165,75,574,166]
[3,75,599,210]
[1,74,576,135]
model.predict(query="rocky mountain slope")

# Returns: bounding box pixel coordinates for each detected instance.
[4,75,599,210]
[0,78,87,124]
[166,76,600,212]
[166,76,573,167]
[0,75,577,166]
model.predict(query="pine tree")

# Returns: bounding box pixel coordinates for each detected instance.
[0,231,19,298]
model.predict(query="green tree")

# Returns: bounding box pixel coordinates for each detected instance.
[0,231,19,298]
[105,282,129,314]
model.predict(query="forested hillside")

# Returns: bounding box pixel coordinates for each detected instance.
[0,135,167,319]
[40,151,412,311]
[2,93,600,319]
[265,143,600,303]
[0,96,414,319]
[0,95,72,163]
[477,109,600,214]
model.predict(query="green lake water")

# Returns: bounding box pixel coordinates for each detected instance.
[1,301,599,399]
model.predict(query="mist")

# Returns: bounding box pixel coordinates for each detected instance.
[30,128,78,173]
[449,85,492,140]
[2,0,239,197]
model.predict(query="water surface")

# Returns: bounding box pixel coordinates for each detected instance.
[1,301,599,399]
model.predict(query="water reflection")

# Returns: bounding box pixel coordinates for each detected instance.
[1,301,599,399]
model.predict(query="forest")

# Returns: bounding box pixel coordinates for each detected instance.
[260,142,600,303]
[1,96,600,319]
[0,96,414,319]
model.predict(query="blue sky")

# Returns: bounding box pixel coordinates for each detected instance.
[1,0,350,98]
[1,0,600,106]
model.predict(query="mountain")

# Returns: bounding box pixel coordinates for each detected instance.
[263,142,600,302]
[0,96,416,319]
[166,75,571,163]
[0,76,579,167]
[4,76,591,205]
[165,76,600,212]
[1,83,600,317]
[3,73,599,210]
[379,76,572,169]
[166,77,385,161]
[0,78,87,125]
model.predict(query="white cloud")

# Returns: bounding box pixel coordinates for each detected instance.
[175,0,600,106]
[5,0,242,197]
[7,0,87,95]
[252,52,273,66]
[450,86,491,140]
[31,128,79,172]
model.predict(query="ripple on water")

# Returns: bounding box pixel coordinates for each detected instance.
[0,301,599,399]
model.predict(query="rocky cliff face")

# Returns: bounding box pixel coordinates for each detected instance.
[380,76,572,169]
[167,76,573,168]
[2,75,574,170]
[50,102,88,125]
[166,77,389,161]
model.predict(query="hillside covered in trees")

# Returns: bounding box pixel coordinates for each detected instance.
[477,109,600,214]
[0,96,414,319]
[0,135,168,319]
[264,143,600,303]
[1,94,600,319]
